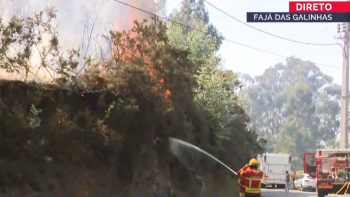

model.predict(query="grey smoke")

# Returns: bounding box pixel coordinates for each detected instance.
[0,0,157,79]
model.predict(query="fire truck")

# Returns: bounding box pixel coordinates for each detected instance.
[304,149,350,197]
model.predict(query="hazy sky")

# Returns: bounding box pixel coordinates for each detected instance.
[166,0,346,85]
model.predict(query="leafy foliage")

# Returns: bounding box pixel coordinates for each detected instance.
[167,22,218,67]
[169,0,224,50]
[0,3,264,197]
[167,2,265,195]
[28,104,42,129]
[241,57,341,169]
[0,8,79,82]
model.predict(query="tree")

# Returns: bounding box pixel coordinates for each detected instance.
[155,0,167,17]
[241,57,341,163]
[0,13,202,196]
[194,65,264,152]
[169,0,224,50]
[0,7,79,82]
[82,15,264,195]
[167,1,265,184]
[167,21,219,68]
[0,4,265,195]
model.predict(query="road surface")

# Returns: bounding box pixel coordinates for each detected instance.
[262,188,317,197]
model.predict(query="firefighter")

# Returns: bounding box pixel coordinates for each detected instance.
[291,172,298,189]
[237,164,250,196]
[240,158,264,197]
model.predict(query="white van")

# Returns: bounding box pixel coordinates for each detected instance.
[258,153,292,188]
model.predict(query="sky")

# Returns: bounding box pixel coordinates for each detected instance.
[166,0,346,85]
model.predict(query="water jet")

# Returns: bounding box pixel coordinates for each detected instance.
[167,137,238,175]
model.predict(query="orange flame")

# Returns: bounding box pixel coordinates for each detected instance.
[96,1,170,98]
[112,23,170,97]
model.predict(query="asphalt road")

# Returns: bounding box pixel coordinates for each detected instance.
[262,188,317,197]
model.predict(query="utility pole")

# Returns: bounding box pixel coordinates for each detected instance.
[336,21,350,149]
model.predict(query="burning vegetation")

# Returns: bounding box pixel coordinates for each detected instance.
[0,3,264,196]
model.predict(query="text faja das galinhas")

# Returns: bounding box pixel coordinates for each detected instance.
[253,13,332,21]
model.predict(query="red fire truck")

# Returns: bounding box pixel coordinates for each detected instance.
[304,149,350,197]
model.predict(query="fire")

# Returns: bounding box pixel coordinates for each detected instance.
[110,35,171,98]
[107,0,170,98]
[112,0,156,31]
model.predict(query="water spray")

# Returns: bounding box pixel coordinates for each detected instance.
[167,137,238,175]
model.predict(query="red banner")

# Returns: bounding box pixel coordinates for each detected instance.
[289,1,350,12]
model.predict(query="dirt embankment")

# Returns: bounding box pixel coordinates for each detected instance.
[0,80,242,197]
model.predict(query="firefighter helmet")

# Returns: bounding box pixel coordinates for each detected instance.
[249,158,259,166]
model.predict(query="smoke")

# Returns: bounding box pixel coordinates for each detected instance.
[0,0,156,81]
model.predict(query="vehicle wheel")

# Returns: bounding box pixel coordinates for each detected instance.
[261,183,266,188]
